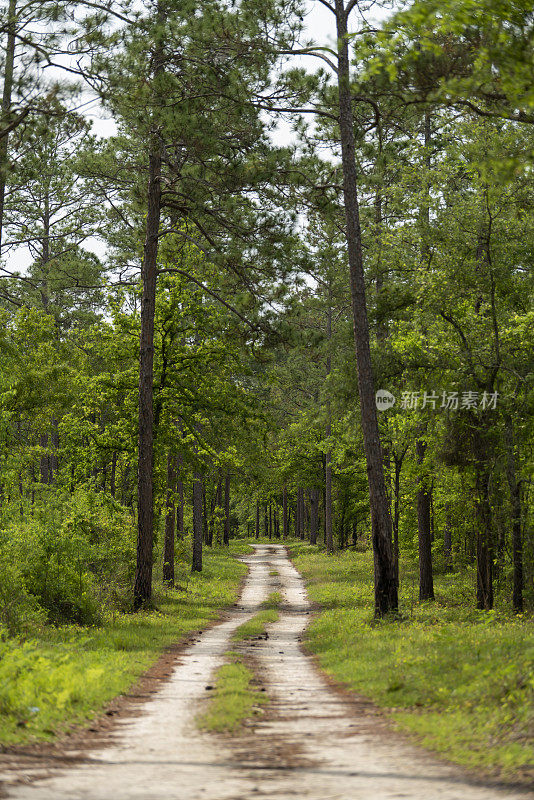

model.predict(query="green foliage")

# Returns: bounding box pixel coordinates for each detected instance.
[0,561,46,638]
[0,489,136,626]
[290,544,534,779]
[0,546,247,744]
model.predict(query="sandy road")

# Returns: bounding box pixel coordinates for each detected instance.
[4,544,532,800]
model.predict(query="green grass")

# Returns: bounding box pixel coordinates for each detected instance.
[0,543,250,745]
[261,590,282,609]
[197,651,268,733]
[232,607,279,641]
[289,543,534,781]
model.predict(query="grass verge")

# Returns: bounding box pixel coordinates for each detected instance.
[261,591,282,609]
[197,651,268,733]
[0,542,250,745]
[232,598,280,642]
[289,542,534,781]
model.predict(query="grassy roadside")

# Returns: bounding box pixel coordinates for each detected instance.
[0,542,250,745]
[288,542,534,781]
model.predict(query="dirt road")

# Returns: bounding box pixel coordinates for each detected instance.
[4,544,531,799]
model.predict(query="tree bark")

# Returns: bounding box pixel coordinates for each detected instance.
[133,134,162,608]
[0,0,16,253]
[416,438,434,600]
[203,484,210,545]
[334,0,397,614]
[255,500,260,539]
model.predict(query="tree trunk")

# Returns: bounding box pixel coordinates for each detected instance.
[475,479,493,611]
[192,474,203,572]
[0,0,16,253]
[322,483,326,545]
[325,445,333,553]
[325,293,334,555]
[471,421,494,610]
[223,472,230,545]
[255,500,260,539]
[416,438,434,600]
[133,133,162,608]
[203,484,211,546]
[334,0,397,615]
[504,414,523,612]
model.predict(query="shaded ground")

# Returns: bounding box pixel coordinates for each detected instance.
[1,545,531,800]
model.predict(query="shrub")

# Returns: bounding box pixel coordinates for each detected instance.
[0,489,136,628]
[0,556,46,637]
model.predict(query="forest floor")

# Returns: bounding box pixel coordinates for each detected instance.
[1,543,531,800]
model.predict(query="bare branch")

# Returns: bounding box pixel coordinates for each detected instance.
[279,47,338,73]
[315,0,336,14]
